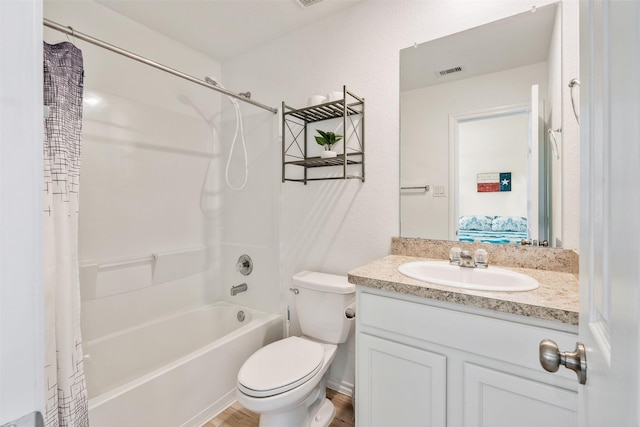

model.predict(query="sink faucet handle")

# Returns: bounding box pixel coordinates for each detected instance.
[474,248,489,268]
[458,249,476,268]
[449,247,462,265]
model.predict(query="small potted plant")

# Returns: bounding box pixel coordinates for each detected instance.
[315,129,343,159]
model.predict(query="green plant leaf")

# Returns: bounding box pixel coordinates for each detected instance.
[316,129,329,139]
[315,129,342,147]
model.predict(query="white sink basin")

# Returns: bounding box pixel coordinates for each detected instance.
[398,260,539,292]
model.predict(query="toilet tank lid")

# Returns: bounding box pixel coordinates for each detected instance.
[292,271,356,294]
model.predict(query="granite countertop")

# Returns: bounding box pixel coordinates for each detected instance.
[348,254,579,325]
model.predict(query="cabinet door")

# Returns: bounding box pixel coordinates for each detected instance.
[358,334,446,427]
[463,363,577,427]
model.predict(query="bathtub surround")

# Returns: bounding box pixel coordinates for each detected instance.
[43,41,89,427]
[79,246,210,301]
[43,1,226,343]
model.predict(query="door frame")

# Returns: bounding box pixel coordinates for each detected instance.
[448,102,538,241]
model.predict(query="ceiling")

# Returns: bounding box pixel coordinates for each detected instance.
[400,3,557,92]
[95,0,362,61]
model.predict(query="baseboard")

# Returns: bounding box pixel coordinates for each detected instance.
[326,378,353,397]
[181,389,236,427]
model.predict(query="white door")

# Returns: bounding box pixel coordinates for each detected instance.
[0,0,44,423]
[578,0,640,425]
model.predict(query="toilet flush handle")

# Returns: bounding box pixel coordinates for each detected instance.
[345,301,356,319]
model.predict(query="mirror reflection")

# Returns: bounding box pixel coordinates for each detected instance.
[400,3,562,247]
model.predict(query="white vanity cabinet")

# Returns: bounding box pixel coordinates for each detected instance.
[356,288,579,427]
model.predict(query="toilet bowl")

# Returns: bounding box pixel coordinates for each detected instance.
[236,271,355,427]
[236,337,337,426]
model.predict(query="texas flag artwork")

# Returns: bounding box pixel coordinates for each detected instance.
[477,172,511,192]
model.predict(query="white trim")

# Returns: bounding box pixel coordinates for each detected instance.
[0,0,44,422]
[448,102,531,241]
[326,378,354,397]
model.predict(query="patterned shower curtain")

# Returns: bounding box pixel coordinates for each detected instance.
[43,41,89,427]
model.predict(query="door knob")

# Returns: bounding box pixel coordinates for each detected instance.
[539,339,587,385]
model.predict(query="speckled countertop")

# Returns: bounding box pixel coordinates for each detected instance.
[348,250,579,325]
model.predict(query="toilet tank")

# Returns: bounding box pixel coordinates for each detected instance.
[293,271,355,344]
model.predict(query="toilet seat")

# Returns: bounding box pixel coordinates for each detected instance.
[237,336,324,398]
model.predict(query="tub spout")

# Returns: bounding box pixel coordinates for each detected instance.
[231,283,248,296]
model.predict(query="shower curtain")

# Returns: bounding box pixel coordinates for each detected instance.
[43,41,89,427]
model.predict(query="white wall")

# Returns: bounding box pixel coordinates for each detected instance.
[0,1,44,422]
[401,62,547,239]
[223,0,579,392]
[43,1,225,342]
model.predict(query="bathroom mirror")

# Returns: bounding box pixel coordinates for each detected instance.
[400,3,563,247]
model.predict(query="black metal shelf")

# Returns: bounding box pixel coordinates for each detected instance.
[285,100,364,123]
[282,86,365,184]
[284,152,364,168]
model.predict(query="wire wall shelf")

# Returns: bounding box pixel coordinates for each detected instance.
[282,86,365,184]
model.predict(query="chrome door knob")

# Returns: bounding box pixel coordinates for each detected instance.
[539,339,587,385]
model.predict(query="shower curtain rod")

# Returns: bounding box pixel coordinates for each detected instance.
[43,18,278,114]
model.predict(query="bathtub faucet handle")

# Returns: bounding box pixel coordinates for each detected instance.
[236,254,253,276]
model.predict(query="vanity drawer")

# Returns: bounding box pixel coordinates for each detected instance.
[358,291,578,381]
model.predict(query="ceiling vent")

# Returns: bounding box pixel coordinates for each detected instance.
[296,0,324,7]
[437,66,464,76]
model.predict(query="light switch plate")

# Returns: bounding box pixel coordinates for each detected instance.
[434,185,446,197]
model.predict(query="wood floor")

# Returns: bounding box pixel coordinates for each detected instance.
[203,389,354,427]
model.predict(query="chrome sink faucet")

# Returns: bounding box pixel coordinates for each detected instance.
[459,250,476,268]
[449,247,489,268]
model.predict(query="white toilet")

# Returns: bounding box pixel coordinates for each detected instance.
[236,271,355,427]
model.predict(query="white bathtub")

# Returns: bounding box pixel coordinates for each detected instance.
[85,301,282,427]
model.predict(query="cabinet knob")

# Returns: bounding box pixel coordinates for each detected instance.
[539,339,587,385]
